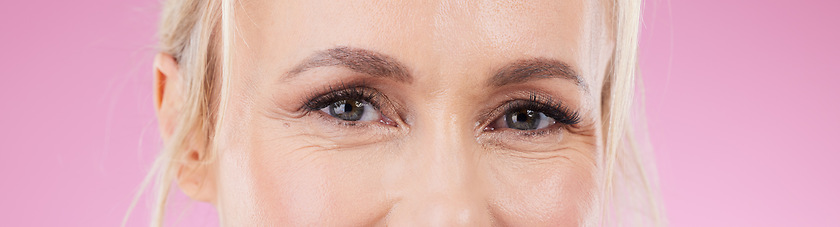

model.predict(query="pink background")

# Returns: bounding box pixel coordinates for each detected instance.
[1,0,838,226]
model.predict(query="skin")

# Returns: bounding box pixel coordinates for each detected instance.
[155,0,615,225]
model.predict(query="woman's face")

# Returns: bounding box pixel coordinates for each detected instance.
[205,0,614,225]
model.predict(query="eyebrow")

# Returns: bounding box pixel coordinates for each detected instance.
[488,58,587,91]
[285,47,584,91]
[285,46,412,83]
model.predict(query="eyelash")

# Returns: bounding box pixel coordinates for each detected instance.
[302,84,382,112]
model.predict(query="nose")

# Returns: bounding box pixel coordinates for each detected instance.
[385,102,491,226]
[386,193,489,226]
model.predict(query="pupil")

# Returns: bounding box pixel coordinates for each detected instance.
[516,113,528,122]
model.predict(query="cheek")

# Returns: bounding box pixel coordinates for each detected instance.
[215,130,392,226]
[486,154,597,226]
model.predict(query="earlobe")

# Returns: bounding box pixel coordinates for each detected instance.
[175,149,218,204]
[153,53,217,204]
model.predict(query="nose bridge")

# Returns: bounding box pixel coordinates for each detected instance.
[387,95,489,225]
[426,103,472,190]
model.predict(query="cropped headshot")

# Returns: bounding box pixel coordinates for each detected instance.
[2,0,838,226]
[138,0,662,225]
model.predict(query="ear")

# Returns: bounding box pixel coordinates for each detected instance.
[153,53,217,204]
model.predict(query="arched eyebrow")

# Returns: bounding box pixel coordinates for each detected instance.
[285,46,412,83]
[489,58,587,92]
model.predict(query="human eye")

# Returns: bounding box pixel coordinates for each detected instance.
[303,84,397,126]
[486,93,581,135]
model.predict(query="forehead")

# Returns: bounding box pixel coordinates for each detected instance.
[235,0,611,84]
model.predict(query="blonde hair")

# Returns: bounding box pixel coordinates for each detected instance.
[124,0,664,226]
